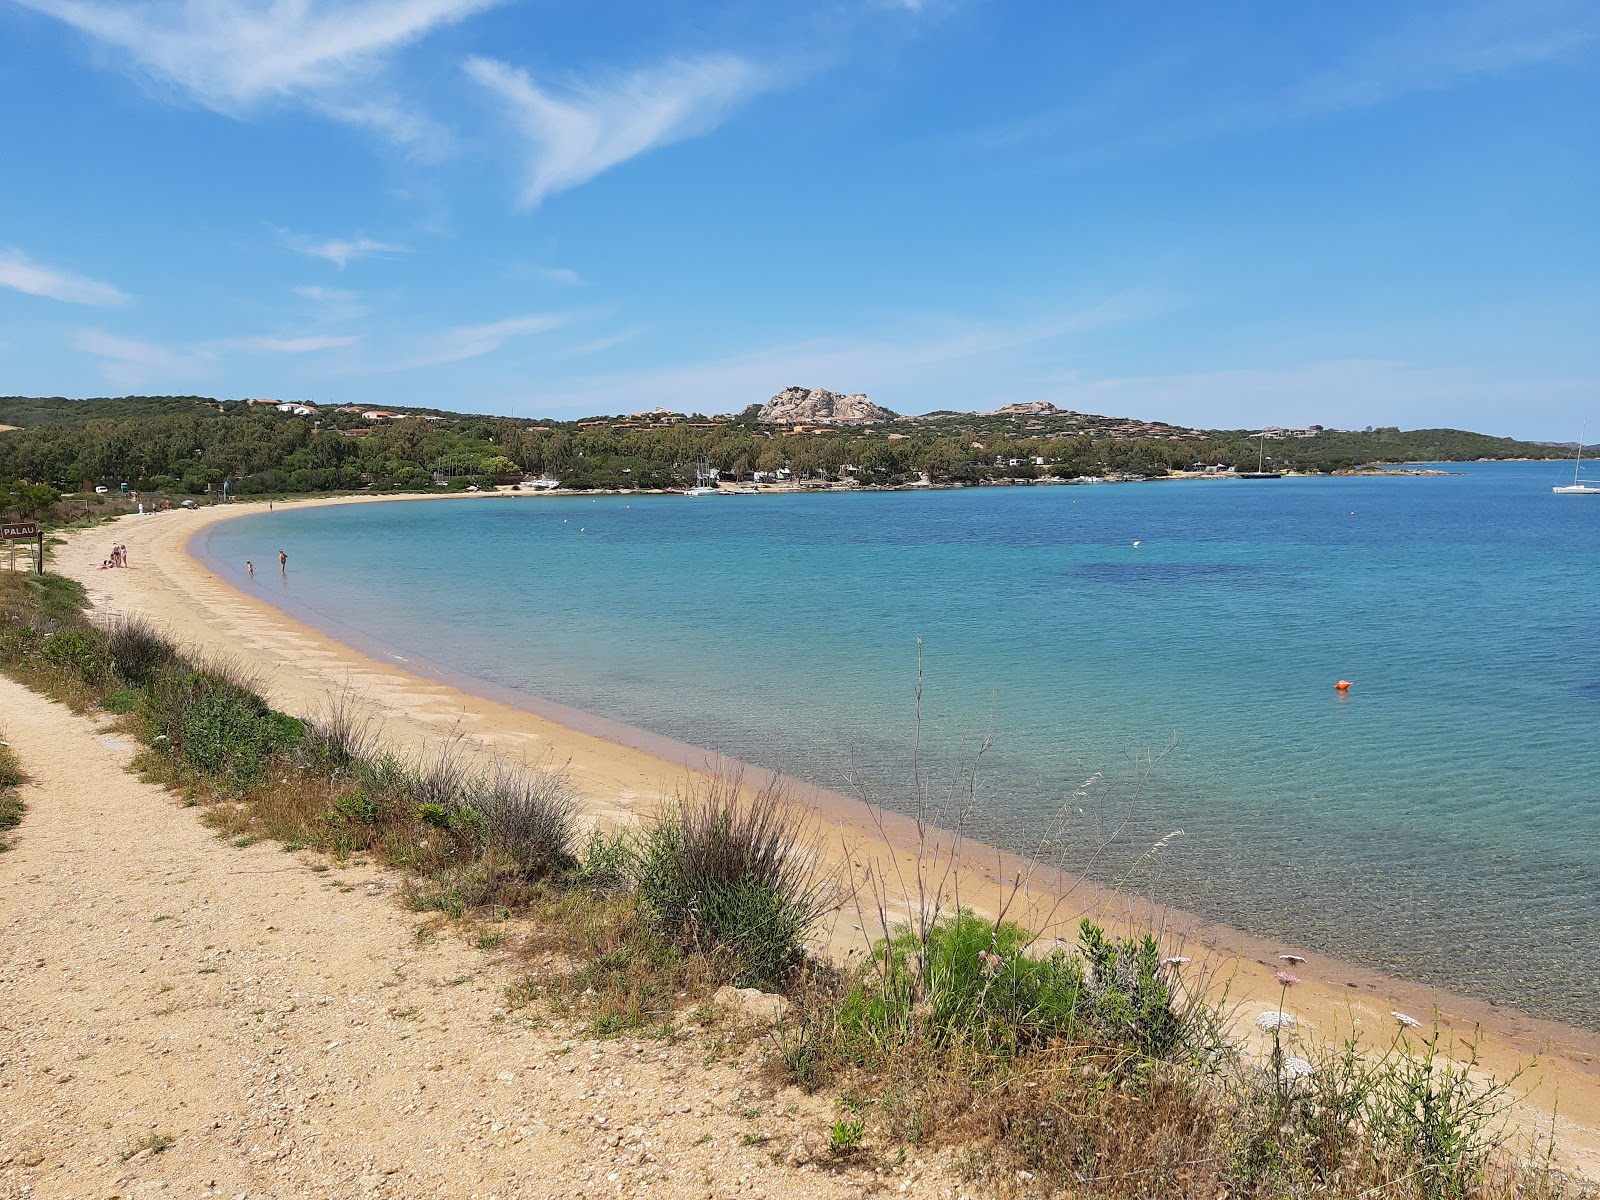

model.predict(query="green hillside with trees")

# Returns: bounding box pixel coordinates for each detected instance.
[0,394,1572,505]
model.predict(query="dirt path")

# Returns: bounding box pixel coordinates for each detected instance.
[0,676,959,1199]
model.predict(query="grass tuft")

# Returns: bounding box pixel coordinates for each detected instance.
[634,772,833,990]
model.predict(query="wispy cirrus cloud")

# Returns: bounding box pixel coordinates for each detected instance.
[386,312,569,370]
[15,0,502,150]
[533,292,1163,415]
[1053,358,1600,437]
[76,329,212,387]
[977,1,1600,158]
[466,54,763,205]
[293,284,370,321]
[77,323,360,386]
[0,248,129,306]
[279,230,409,268]
[215,333,358,354]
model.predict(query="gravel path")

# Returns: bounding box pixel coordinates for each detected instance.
[0,676,966,1200]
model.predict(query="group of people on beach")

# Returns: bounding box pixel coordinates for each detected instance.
[100,543,129,569]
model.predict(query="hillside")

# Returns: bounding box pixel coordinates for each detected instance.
[0,393,1572,499]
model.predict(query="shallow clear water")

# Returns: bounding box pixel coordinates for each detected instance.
[204,463,1600,1028]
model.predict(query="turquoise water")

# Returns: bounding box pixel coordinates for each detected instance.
[203,463,1600,1028]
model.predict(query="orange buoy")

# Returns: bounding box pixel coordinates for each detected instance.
[1335,679,1352,691]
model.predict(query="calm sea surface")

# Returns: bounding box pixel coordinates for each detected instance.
[203,462,1600,1028]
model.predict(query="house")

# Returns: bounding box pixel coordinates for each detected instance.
[361,410,401,421]
[276,403,318,416]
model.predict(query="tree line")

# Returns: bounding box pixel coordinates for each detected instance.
[0,395,1568,504]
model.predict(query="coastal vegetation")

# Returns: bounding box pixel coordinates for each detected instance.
[0,393,1571,502]
[0,561,1592,1197]
[0,732,22,852]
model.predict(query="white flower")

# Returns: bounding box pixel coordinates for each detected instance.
[1391,1010,1422,1029]
[1283,1056,1314,1080]
[1162,956,1191,966]
[1257,1010,1297,1032]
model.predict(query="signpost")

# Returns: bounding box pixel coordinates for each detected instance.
[2,521,43,575]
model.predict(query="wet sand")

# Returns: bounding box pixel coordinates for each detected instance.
[54,494,1600,1177]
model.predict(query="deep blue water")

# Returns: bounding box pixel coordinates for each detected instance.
[204,463,1600,1027]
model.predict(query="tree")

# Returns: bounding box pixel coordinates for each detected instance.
[1,481,58,519]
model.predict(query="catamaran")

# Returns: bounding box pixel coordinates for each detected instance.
[1553,427,1599,495]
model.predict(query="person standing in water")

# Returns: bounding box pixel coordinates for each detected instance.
[279,548,287,573]
[246,560,254,577]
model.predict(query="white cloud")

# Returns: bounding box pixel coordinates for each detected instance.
[76,329,213,387]
[293,284,370,321]
[17,0,501,149]
[466,54,762,205]
[387,312,569,370]
[0,248,129,306]
[539,266,583,286]
[215,334,358,354]
[280,231,408,268]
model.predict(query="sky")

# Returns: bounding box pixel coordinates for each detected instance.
[0,1,1595,437]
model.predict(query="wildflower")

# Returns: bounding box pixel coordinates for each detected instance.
[1282,1056,1314,1080]
[1278,953,1306,965]
[1162,955,1191,967]
[976,950,1003,976]
[1391,1010,1422,1029]
[1256,1011,1297,1032]
[1275,971,1301,987]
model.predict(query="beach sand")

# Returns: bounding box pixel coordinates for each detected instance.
[54,494,1600,1177]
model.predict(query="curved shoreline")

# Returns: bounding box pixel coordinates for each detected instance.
[53,492,1600,1176]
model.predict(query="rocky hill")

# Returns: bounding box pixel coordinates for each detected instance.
[756,386,898,425]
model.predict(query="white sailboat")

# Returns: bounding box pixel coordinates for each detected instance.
[683,456,720,496]
[1553,426,1600,495]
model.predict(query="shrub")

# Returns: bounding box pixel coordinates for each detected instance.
[305,688,381,773]
[0,738,23,851]
[846,911,1090,1056]
[42,627,111,684]
[327,786,384,825]
[464,758,577,880]
[149,660,290,788]
[634,774,830,989]
[575,828,636,896]
[105,613,177,689]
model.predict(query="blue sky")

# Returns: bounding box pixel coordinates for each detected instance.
[0,1,1595,436]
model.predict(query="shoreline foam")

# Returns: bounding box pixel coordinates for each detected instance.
[53,493,1600,1176]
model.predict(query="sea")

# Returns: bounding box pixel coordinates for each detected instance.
[201,462,1600,1029]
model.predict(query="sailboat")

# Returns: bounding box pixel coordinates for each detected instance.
[1553,426,1600,495]
[683,456,720,496]
[1237,429,1283,479]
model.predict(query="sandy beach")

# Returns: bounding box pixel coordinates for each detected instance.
[51,494,1600,1178]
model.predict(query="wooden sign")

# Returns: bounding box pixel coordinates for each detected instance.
[1,521,39,539]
